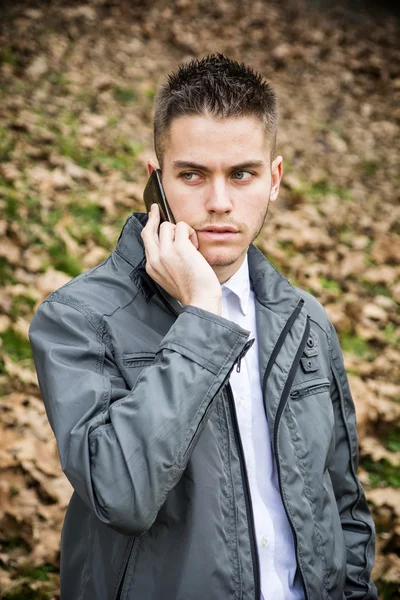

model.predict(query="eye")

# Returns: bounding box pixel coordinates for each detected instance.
[180,172,202,183]
[232,171,253,181]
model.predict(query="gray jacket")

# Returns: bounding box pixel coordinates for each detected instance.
[29,212,377,600]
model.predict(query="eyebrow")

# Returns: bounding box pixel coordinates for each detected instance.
[172,160,265,172]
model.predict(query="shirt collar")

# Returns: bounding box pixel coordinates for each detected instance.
[221,254,250,316]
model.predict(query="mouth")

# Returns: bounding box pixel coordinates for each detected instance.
[198,226,238,241]
[200,226,238,233]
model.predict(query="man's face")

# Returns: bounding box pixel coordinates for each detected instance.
[149,115,282,283]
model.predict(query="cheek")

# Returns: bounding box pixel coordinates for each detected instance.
[166,184,206,223]
[236,191,269,218]
[163,181,188,215]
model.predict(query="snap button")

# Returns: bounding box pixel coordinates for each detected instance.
[303,329,319,358]
[301,356,319,373]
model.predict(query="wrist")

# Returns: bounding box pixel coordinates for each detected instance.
[186,294,222,316]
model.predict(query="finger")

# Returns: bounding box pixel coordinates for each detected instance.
[141,204,159,239]
[174,221,199,249]
[158,221,176,251]
[141,204,160,262]
[149,204,160,233]
[189,228,199,250]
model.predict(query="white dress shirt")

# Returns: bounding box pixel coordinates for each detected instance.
[221,255,304,600]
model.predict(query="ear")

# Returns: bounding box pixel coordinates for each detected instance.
[147,160,159,176]
[270,156,283,202]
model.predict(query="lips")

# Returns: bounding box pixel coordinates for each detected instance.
[198,226,238,241]
[200,226,238,233]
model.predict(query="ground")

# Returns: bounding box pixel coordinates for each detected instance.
[0,0,399,598]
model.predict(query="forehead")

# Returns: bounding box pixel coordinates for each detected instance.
[164,115,270,166]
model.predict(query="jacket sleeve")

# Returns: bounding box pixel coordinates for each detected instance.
[328,321,378,599]
[29,298,251,536]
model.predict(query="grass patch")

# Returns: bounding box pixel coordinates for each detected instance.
[0,355,6,375]
[107,115,119,127]
[362,280,392,298]
[2,190,19,219]
[10,295,36,321]
[0,257,16,285]
[56,134,90,168]
[320,277,341,292]
[339,332,375,359]
[384,427,400,453]
[362,456,400,488]
[0,47,18,66]
[20,563,58,582]
[2,535,30,553]
[68,202,103,221]
[0,126,14,162]
[43,208,63,230]
[0,328,33,362]
[362,161,378,176]
[48,72,71,88]
[67,201,112,249]
[114,86,137,104]
[48,240,82,277]
[143,86,156,101]
[76,91,99,111]
[308,181,351,201]
[92,138,143,173]
[383,322,400,346]
[277,240,296,257]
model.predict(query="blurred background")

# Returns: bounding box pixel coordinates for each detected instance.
[0,0,399,598]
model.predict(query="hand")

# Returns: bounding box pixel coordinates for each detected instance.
[141,204,222,315]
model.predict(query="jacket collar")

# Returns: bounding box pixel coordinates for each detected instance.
[116,212,302,316]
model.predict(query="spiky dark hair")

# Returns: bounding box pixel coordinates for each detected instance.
[153,54,278,167]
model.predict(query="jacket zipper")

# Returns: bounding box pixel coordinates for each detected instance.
[261,299,304,419]
[290,382,330,400]
[273,316,311,600]
[226,384,261,599]
[115,538,137,600]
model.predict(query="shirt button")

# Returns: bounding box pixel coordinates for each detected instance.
[260,536,269,548]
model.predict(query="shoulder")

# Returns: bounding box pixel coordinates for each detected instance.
[292,286,334,343]
[31,251,139,338]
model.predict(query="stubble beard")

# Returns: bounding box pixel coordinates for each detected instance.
[203,201,270,268]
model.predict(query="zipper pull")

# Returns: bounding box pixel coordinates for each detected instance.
[235,338,255,373]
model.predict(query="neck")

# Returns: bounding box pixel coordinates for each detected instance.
[212,250,248,284]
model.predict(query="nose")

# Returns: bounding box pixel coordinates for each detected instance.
[205,178,233,214]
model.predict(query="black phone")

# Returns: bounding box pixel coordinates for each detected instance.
[143,169,176,225]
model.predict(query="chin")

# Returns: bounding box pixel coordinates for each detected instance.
[201,248,242,268]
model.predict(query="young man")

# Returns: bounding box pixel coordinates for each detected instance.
[29,55,377,600]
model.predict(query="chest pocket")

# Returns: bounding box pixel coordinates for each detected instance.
[122,351,157,368]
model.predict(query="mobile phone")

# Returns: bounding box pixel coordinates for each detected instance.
[143,169,176,225]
